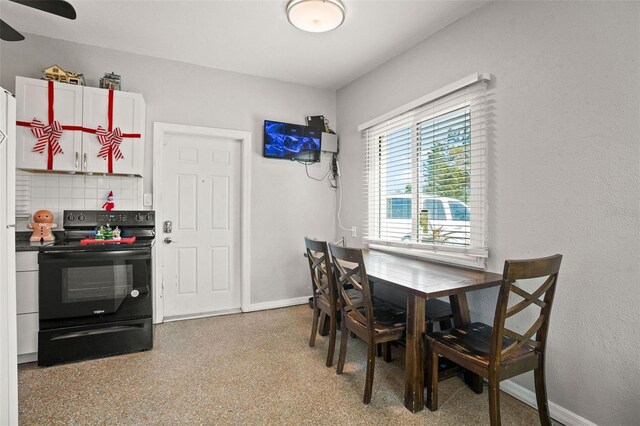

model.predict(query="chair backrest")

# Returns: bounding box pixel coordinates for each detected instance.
[490,254,563,365]
[328,243,375,331]
[304,238,337,311]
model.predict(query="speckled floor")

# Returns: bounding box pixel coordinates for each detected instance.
[19,305,557,425]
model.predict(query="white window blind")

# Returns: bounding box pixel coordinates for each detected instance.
[362,76,489,268]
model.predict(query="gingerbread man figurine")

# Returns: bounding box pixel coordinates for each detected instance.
[28,210,57,242]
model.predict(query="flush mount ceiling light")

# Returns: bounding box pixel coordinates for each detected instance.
[286,0,346,33]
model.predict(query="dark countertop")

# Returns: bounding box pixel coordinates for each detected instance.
[15,231,62,252]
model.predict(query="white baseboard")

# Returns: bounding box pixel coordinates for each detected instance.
[18,353,37,364]
[501,380,597,426]
[163,308,242,323]
[242,296,310,313]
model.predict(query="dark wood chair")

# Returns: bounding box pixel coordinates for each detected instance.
[426,254,563,425]
[304,237,339,367]
[328,243,406,404]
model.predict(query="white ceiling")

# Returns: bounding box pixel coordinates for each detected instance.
[0,0,488,89]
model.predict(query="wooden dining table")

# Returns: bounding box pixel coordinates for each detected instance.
[361,249,504,413]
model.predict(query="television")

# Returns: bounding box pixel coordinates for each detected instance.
[263,120,322,162]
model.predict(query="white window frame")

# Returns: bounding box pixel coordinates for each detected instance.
[360,73,490,269]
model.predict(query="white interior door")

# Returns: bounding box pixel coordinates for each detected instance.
[161,129,242,318]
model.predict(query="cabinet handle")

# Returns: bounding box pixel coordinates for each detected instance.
[75,152,79,169]
[83,153,87,170]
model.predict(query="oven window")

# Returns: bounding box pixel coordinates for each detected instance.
[62,264,133,303]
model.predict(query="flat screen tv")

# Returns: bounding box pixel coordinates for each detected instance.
[263,120,322,162]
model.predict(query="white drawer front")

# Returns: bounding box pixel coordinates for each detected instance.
[16,252,38,272]
[17,313,39,356]
[16,271,38,314]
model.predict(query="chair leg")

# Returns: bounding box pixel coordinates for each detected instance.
[363,340,377,404]
[376,343,382,357]
[309,305,319,347]
[326,312,337,367]
[534,364,552,426]
[488,375,501,426]
[336,318,348,375]
[382,342,392,363]
[426,343,439,411]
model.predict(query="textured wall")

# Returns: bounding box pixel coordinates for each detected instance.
[1,35,337,305]
[336,2,640,424]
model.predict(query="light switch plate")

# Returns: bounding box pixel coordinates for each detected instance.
[143,193,153,206]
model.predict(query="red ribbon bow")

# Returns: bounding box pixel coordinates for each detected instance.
[30,118,64,169]
[96,126,124,173]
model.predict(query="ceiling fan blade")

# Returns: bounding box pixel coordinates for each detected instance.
[9,0,77,20]
[0,19,25,41]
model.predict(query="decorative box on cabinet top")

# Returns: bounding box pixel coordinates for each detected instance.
[15,76,146,176]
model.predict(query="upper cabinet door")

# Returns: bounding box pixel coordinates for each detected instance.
[82,87,145,176]
[15,77,83,172]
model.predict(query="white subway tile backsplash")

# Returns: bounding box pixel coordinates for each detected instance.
[47,187,59,198]
[45,175,59,187]
[19,171,145,228]
[85,176,98,188]
[84,188,98,199]
[59,198,73,210]
[121,189,133,200]
[58,175,72,188]
[109,177,122,190]
[32,175,46,187]
[72,188,84,199]
[30,198,45,211]
[31,186,46,198]
[86,199,100,210]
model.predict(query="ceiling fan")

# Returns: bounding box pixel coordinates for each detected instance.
[1,0,76,42]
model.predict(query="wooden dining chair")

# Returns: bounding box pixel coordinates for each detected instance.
[328,243,406,404]
[426,254,562,425]
[304,237,340,367]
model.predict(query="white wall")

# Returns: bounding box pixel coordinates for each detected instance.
[0,34,337,305]
[336,2,640,425]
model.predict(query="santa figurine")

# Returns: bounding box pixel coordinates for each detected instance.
[102,191,115,211]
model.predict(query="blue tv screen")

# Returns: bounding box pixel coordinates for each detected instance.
[263,120,322,162]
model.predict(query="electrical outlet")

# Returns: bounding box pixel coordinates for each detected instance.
[351,226,357,238]
[143,193,153,206]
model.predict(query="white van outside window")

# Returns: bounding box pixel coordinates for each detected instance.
[384,195,470,246]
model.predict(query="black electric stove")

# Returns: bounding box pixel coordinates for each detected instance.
[39,210,155,252]
[37,210,155,366]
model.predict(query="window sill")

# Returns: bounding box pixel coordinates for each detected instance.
[365,240,488,270]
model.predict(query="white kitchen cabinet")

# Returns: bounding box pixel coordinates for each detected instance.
[16,271,38,315]
[15,77,83,172]
[15,252,39,363]
[82,86,145,176]
[16,314,38,359]
[14,76,146,176]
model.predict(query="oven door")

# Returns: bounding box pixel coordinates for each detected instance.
[38,249,151,327]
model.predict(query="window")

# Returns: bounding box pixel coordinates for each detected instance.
[361,74,489,268]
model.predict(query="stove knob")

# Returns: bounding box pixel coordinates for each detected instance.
[78,214,86,221]
[67,214,75,221]
[135,213,143,222]
[145,213,153,222]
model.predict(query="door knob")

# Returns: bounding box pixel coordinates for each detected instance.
[163,237,176,244]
